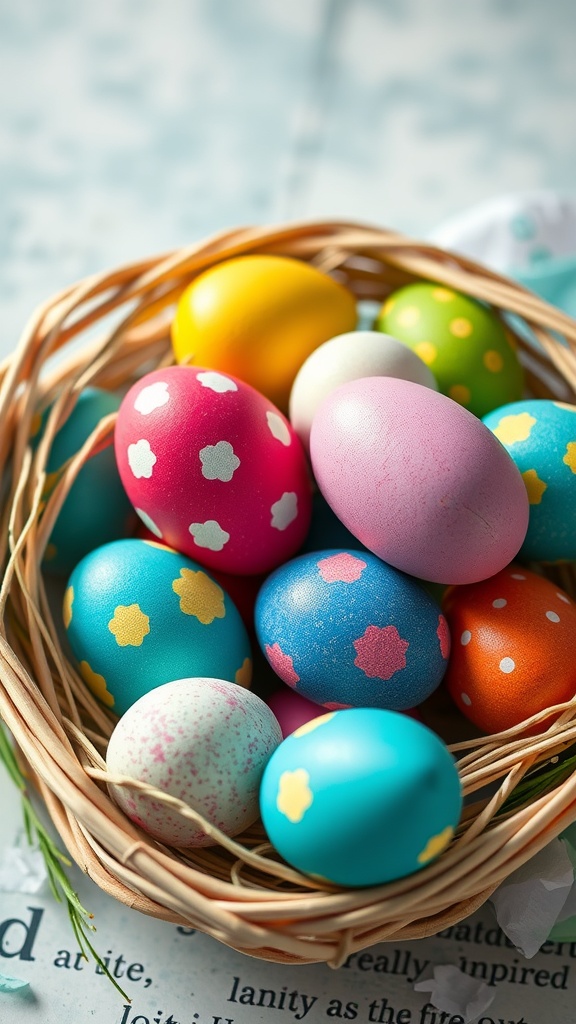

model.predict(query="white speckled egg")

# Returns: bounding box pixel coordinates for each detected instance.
[106,677,282,847]
[289,330,437,451]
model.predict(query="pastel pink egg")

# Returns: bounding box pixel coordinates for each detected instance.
[266,687,327,737]
[266,686,421,737]
[310,377,529,585]
[115,366,312,575]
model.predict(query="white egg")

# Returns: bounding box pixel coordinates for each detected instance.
[289,330,438,451]
[106,677,282,847]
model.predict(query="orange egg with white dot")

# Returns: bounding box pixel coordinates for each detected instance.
[442,566,576,734]
[375,282,523,418]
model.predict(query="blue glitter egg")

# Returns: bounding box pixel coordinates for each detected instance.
[255,549,449,710]
[260,708,462,886]
[64,539,252,715]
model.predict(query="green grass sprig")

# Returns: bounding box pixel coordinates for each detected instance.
[500,744,576,816]
[0,720,129,1002]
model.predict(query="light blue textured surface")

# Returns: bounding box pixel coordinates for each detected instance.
[1,0,575,351]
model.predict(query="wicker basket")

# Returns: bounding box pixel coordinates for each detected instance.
[3,220,576,967]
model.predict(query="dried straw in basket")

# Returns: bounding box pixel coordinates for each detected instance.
[2,220,576,967]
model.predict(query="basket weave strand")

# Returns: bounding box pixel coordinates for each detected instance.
[2,220,576,964]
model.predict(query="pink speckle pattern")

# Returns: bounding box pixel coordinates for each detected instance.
[265,642,300,687]
[436,615,451,659]
[353,625,409,680]
[317,552,367,584]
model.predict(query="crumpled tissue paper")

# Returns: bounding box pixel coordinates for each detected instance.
[414,964,495,1023]
[431,189,576,316]
[490,838,574,957]
[0,837,47,895]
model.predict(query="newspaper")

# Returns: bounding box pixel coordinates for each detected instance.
[1,766,575,1024]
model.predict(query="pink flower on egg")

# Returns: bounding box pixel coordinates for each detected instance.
[353,625,409,680]
[265,642,300,687]
[317,552,367,584]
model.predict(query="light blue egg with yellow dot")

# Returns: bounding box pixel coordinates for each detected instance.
[483,399,576,562]
[259,708,462,887]
[64,538,252,715]
[34,388,134,574]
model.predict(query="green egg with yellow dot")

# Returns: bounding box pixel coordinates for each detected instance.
[483,399,576,563]
[375,283,523,418]
[64,538,252,715]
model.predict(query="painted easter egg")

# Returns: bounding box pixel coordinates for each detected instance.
[107,677,282,847]
[114,365,312,575]
[310,377,529,585]
[132,523,265,635]
[260,708,462,886]
[64,539,252,716]
[289,330,437,452]
[133,520,265,634]
[442,566,576,733]
[483,399,576,562]
[375,283,523,417]
[266,689,326,738]
[35,388,134,574]
[171,255,358,410]
[255,549,450,709]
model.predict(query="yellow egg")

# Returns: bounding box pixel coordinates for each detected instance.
[171,255,357,410]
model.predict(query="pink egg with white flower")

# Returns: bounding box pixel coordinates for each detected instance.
[115,366,312,575]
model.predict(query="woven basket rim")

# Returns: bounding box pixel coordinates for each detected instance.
[2,218,576,965]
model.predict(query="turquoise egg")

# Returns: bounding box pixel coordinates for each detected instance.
[35,388,134,574]
[482,399,576,562]
[259,708,462,887]
[64,539,252,715]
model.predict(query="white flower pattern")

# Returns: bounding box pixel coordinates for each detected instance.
[128,439,157,479]
[188,519,230,551]
[199,441,241,482]
[196,371,238,393]
[270,492,298,531]
[134,381,169,415]
[266,410,291,446]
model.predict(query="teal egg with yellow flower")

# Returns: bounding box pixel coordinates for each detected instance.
[259,708,462,887]
[375,283,523,418]
[35,387,135,574]
[483,399,576,563]
[64,539,252,715]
